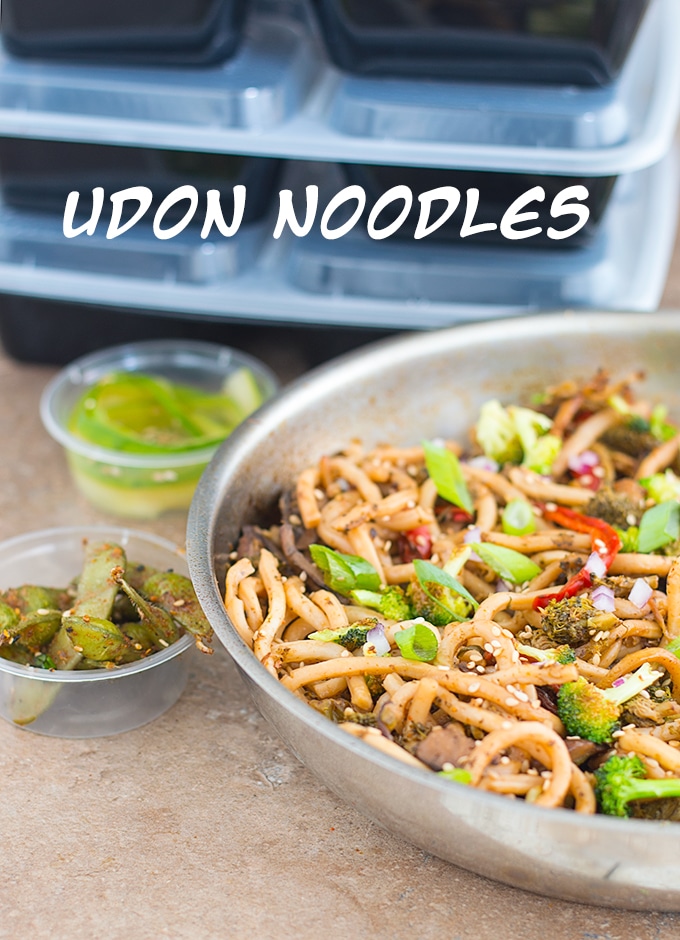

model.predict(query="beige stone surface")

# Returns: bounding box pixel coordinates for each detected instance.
[2,247,680,938]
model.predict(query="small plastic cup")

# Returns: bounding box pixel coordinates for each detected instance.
[0,525,197,738]
[40,339,279,520]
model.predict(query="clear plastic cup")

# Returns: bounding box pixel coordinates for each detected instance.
[0,526,196,738]
[40,339,279,520]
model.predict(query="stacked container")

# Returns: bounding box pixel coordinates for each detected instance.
[0,0,678,363]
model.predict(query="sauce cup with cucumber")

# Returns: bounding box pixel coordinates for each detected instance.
[40,340,279,519]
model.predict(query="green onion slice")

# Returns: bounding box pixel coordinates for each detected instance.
[501,499,536,537]
[637,501,680,554]
[471,543,541,585]
[309,545,381,595]
[422,440,474,514]
[394,622,439,662]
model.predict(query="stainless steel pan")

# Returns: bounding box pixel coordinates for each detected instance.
[188,312,680,910]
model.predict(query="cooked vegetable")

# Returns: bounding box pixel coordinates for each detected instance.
[557,664,662,743]
[224,369,680,820]
[595,754,680,817]
[1,540,213,724]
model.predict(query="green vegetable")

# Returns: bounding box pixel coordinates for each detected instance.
[310,544,381,595]
[33,654,56,670]
[412,559,478,625]
[637,501,680,554]
[502,499,536,536]
[516,643,576,665]
[470,542,541,585]
[350,585,413,622]
[557,664,662,743]
[595,754,680,817]
[640,470,680,504]
[475,400,523,465]
[69,368,264,456]
[541,595,614,647]
[650,403,678,442]
[394,621,439,662]
[614,525,639,553]
[666,637,680,659]
[438,767,472,785]
[474,399,560,472]
[422,440,473,514]
[309,623,374,652]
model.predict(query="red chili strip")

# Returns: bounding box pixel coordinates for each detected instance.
[532,505,621,610]
[399,525,433,562]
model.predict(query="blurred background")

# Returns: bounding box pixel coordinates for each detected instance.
[0,0,679,378]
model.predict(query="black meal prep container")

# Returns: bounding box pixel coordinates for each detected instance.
[311,0,650,86]
[342,163,616,249]
[0,0,248,67]
[0,138,282,228]
[0,295,394,368]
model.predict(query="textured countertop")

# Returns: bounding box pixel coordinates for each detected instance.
[1,237,680,939]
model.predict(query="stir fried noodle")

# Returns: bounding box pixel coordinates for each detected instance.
[225,371,680,818]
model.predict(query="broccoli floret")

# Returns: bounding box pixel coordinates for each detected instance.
[595,754,680,817]
[379,585,413,622]
[640,469,680,504]
[540,595,599,647]
[614,526,639,553]
[585,487,643,529]
[351,586,413,622]
[406,580,471,627]
[475,399,523,465]
[309,619,378,652]
[517,642,576,665]
[474,400,559,471]
[557,663,663,743]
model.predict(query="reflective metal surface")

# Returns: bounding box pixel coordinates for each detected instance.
[188,312,680,910]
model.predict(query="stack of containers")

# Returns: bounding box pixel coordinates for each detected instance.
[0,0,678,363]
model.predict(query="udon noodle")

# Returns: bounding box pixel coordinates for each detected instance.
[224,370,680,818]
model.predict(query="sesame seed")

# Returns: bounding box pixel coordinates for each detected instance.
[491,625,502,637]
[501,721,513,730]
[229,551,238,560]
[541,770,552,779]
[505,697,519,707]
[299,571,307,582]
[511,651,520,663]
[313,488,326,500]
[531,700,541,709]
[545,502,557,512]
[592,653,601,666]
[484,643,494,653]
[611,730,625,739]
[500,756,511,765]
[406,500,416,510]
[515,691,530,703]
[476,666,486,674]
[502,629,514,639]
[467,682,480,693]
[382,515,391,522]
[640,689,651,699]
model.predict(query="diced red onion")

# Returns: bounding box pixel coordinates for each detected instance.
[462,526,482,561]
[585,552,607,579]
[495,579,511,593]
[591,584,616,612]
[366,624,390,656]
[628,578,653,610]
[612,677,626,688]
[463,526,482,544]
[567,450,600,476]
[467,455,499,473]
